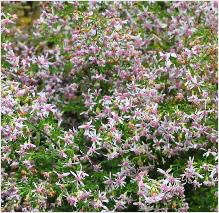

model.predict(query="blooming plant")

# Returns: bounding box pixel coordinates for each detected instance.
[1,1,218,212]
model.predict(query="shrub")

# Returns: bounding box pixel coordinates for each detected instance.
[1,1,218,212]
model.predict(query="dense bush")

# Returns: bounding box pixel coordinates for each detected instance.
[1,1,218,212]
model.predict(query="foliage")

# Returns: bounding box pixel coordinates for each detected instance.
[1,1,218,212]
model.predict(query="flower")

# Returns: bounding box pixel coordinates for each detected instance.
[103,172,114,188]
[87,129,102,145]
[114,173,126,188]
[71,169,89,186]
[55,172,70,182]
[67,195,78,207]
[78,121,95,135]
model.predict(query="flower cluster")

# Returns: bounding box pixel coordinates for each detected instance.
[1,1,218,212]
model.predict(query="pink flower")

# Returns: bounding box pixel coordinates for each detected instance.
[92,199,109,211]
[77,190,91,201]
[103,172,114,188]
[56,172,70,180]
[71,169,89,186]
[87,144,100,156]
[87,130,102,144]
[59,150,67,159]
[67,196,78,207]
[114,174,126,188]
[78,121,95,135]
